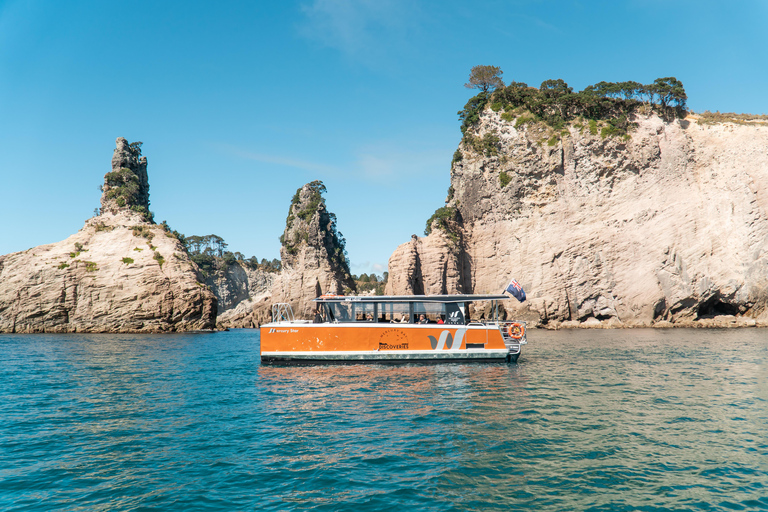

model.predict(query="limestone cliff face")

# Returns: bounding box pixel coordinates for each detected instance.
[269,182,356,318]
[385,233,467,295]
[206,262,275,329]
[206,262,274,314]
[0,138,217,333]
[386,112,768,327]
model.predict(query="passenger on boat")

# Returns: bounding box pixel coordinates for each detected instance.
[437,315,444,324]
[313,309,323,323]
[419,314,428,324]
[399,314,408,323]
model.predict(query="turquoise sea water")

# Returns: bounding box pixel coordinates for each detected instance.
[1,329,766,511]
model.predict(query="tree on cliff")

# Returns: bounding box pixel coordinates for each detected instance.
[464,65,504,93]
[651,77,687,110]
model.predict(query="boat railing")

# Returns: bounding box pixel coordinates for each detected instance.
[498,320,528,346]
[271,303,295,324]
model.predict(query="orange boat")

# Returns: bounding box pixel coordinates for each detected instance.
[260,294,527,364]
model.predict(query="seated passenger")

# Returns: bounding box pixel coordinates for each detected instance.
[437,315,444,324]
[419,314,428,324]
[313,309,323,323]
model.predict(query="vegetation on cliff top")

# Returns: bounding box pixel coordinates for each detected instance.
[181,233,281,278]
[459,66,688,136]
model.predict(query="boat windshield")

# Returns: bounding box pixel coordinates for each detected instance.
[323,300,466,324]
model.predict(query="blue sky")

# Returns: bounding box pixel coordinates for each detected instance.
[1,0,767,276]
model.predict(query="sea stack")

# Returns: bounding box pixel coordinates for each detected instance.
[0,138,217,333]
[268,181,356,319]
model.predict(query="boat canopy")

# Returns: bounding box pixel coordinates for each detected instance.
[313,294,509,303]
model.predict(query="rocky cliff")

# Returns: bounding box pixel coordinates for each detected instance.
[386,112,768,327]
[0,138,217,333]
[206,262,275,329]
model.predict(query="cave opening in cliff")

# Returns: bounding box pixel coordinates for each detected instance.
[696,296,741,319]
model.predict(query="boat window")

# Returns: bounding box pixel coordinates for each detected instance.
[376,302,410,323]
[327,302,352,322]
[353,302,376,322]
[412,302,447,323]
[325,302,378,322]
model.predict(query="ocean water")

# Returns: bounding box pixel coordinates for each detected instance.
[1,329,766,511]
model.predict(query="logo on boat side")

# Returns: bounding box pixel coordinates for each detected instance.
[267,328,299,333]
[379,328,408,350]
[428,329,466,351]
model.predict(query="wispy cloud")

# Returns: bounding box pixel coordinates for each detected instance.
[350,139,449,184]
[214,143,341,175]
[296,0,419,64]
[215,140,448,185]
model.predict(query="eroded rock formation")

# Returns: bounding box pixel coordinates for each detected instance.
[386,112,768,327]
[213,181,356,327]
[0,138,217,333]
[268,181,356,319]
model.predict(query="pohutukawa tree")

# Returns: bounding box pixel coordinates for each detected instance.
[464,65,505,93]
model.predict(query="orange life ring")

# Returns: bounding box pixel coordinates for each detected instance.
[507,322,524,339]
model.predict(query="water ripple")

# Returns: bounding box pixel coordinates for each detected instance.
[0,329,766,511]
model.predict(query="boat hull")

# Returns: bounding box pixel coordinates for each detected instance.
[259,323,522,364]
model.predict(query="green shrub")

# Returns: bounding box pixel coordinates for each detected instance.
[464,132,500,157]
[93,222,114,232]
[500,171,512,188]
[515,116,535,128]
[57,262,70,270]
[501,112,515,122]
[547,135,559,146]
[122,257,134,265]
[153,251,165,267]
[133,247,143,252]
[588,119,598,135]
[600,125,622,138]
[458,91,489,134]
[132,226,154,244]
[84,261,98,272]
[451,150,463,165]
[424,206,459,243]
[103,167,143,210]
[490,102,503,112]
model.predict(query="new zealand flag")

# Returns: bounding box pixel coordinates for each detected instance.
[504,278,526,303]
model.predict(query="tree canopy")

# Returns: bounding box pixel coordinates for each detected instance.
[464,65,504,93]
[458,66,689,136]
